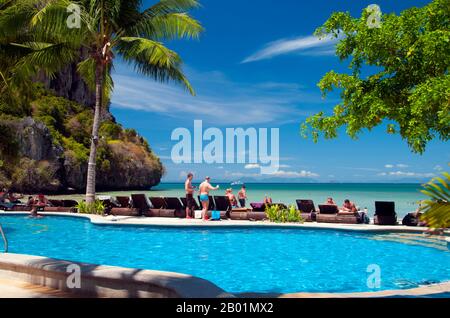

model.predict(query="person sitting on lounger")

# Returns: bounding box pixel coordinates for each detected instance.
[263,195,273,205]
[7,191,23,204]
[325,197,336,205]
[0,189,7,203]
[341,199,357,213]
[226,189,238,208]
[199,177,219,221]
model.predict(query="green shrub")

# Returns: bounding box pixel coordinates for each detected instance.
[265,204,304,223]
[76,200,105,215]
[63,137,89,163]
[100,121,122,140]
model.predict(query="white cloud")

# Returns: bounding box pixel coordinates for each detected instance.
[434,165,443,171]
[378,171,435,178]
[242,35,339,63]
[111,68,326,126]
[267,170,319,178]
[225,169,319,179]
[385,164,409,169]
[244,164,260,169]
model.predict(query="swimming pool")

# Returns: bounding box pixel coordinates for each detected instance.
[1,214,449,294]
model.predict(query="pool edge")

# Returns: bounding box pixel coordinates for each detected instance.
[2,210,448,235]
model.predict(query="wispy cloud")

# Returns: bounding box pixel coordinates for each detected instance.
[242,35,338,63]
[434,165,444,171]
[378,171,435,178]
[385,163,409,169]
[244,164,260,169]
[227,169,319,179]
[111,67,328,126]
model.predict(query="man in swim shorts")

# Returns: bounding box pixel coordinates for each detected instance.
[199,177,219,221]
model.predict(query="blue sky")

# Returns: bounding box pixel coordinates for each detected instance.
[110,0,449,183]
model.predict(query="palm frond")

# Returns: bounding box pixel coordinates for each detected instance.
[420,171,450,229]
[126,12,202,40]
[143,0,200,17]
[116,36,194,95]
[77,57,114,102]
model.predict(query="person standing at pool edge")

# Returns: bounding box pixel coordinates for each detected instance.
[185,173,195,219]
[199,177,219,221]
[238,184,247,207]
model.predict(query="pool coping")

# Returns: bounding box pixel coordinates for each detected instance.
[1,211,449,298]
[2,210,449,235]
[0,253,448,298]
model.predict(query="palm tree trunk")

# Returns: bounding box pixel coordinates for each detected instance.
[85,63,104,203]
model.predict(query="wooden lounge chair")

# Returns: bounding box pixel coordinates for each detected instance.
[374,201,397,225]
[148,197,176,218]
[110,196,139,216]
[165,197,186,218]
[43,199,77,213]
[229,208,251,220]
[211,196,232,219]
[296,199,317,222]
[180,197,201,211]
[316,205,360,224]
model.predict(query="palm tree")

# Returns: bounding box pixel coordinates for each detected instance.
[0,0,202,203]
[420,169,450,230]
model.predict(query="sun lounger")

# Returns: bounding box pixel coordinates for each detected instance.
[296,199,317,222]
[316,212,361,224]
[374,201,397,225]
[316,204,361,224]
[110,196,139,216]
[0,202,16,211]
[116,196,131,208]
[211,196,231,219]
[148,197,176,218]
[180,197,201,211]
[165,197,186,218]
[43,199,77,213]
[229,208,251,220]
[10,204,32,211]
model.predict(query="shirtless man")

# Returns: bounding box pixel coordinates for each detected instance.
[341,199,357,213]
[199,177,219,220]
[226,189,238,208]
[325,197,336,205]
[185,173,195,219]
[238,185,247,208]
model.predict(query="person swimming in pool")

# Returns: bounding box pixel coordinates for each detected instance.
[28,194,47,218]
[199,177,219,221]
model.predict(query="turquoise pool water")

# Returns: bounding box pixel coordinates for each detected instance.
[1,214,449,294]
